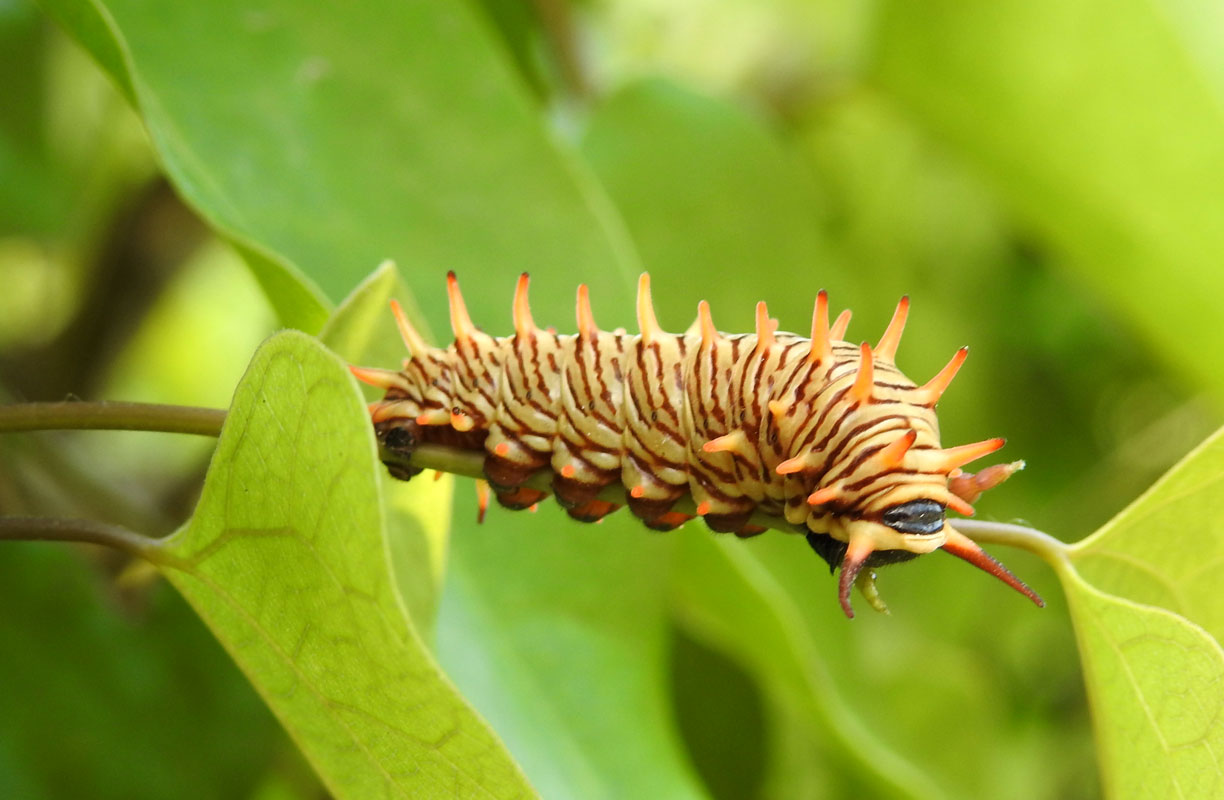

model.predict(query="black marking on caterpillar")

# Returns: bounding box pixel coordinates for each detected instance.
[352,272,1042,617]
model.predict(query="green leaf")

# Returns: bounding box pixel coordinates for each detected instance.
[437,498,709,800]
[670,532,943,800]
[155,331,533,799]
[1071,426,1224,644]
[41,0,637,328]
[873,0,1224,404]
[320,262,453,636]
[1061,572,1224,798]
[579,78,837,331]
[0,544,290,799]
[1052,424,1224,796]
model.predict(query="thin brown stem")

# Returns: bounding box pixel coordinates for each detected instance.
[0,517,166,562]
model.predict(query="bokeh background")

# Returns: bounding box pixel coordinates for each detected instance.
[3,0,1223,797]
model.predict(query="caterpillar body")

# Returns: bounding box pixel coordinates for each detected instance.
[352,272,1042,617]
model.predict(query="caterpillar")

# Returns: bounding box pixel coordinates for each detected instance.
[351,272,1043,617]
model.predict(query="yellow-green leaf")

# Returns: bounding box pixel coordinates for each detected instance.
[155,331,533,799]
[1063,572,1224,799]
[1071,426,1224,644]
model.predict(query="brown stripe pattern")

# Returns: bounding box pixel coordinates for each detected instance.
[353,271,1043,617]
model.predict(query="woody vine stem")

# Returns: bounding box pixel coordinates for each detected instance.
[0,400,1071,569]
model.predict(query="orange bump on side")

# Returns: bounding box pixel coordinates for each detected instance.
[369,403,398,423]
[695,501,711,516]
[830,309,852,340]
[807,485,841,506]
[876,429,917,469]
[630,486,645,498]
[776,454,810,475]
[494,442,510,456]
[875,296,909,363]
[349,365,401,390]
[450,412,474,432]
[702,430,748,455]
[767,400,789,420]
[637,273,661,345]
[576,284,597,340]
[561,464,576,478]
[945,495,976,517]
[416,409,450,426]
[513,272,535,339]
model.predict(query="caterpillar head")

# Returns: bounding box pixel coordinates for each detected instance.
[801,427,1040,617]
[790,298,1041,617]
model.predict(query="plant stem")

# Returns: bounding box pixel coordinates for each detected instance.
[0,401,1068,567]
[955,519,1071,569]
[0,401,225,436]
[0,517,166,562]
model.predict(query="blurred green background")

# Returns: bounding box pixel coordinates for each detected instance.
[3,0,1223,797]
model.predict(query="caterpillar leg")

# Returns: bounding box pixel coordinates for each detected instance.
[642,510,694,531]
[624,478,690,529]
[702,510,756,534]
[493,486,550,510]
[476,479,490,524]
[565,499,621,523]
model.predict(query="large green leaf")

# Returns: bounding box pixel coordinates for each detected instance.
[1056,426,1224,796]
[437,501,708,800]
[950,424,1224,797]
[670,532,943,800]
[1061,571,1224,799]
[579,78,839,331]
[873,0,1224,405]
[153,331,533,799]
[0,544,289,799]
[38,0,638,331]
[1071,426,1224,643]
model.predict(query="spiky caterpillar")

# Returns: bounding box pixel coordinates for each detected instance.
[352,272,1042,617]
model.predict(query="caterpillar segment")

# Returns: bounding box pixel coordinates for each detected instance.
[354,272,1043,617]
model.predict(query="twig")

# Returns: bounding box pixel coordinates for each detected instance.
[1,401,1067,568]
[0,517,166,562]
[954,519,1071,569]
[0,401,225,437]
